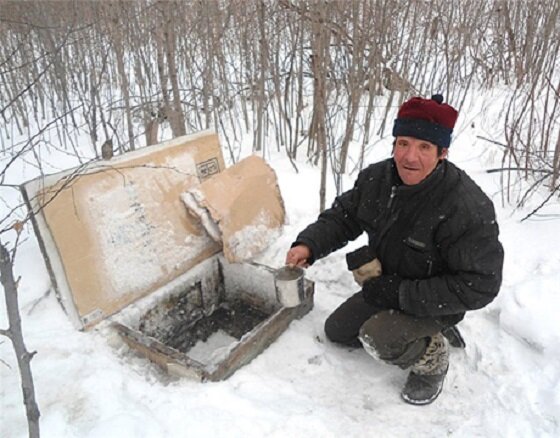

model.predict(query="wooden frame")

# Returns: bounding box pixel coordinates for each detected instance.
[111,256,314,381]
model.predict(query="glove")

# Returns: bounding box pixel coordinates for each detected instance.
[362,275,402,309]
[352,259,382,286]
[346,246,382,286]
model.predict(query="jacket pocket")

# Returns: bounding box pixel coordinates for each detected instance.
[402,236,437,278]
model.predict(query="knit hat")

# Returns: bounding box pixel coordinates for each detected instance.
[392,94,458,148]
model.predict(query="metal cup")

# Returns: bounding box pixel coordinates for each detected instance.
[274,266,305,307]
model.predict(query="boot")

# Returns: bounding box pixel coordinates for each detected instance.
[442,325,466,349]
[401,332,449,405]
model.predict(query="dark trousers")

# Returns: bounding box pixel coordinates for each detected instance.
[324,291,446,368]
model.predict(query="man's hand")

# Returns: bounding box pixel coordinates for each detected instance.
[285,244,311,268]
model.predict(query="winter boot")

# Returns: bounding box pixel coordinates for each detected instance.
[442,325,466,349]
[401,332,449,405]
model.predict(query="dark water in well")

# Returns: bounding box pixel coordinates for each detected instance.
[140,299,271,354]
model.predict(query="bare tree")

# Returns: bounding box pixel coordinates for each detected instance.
[309,1,330,212]
[1,0,559,243]
[1,236,40,438]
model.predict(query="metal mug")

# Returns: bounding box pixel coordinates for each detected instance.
[274,266,305,307]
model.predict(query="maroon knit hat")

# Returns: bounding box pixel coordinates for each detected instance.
[392,94,459,148]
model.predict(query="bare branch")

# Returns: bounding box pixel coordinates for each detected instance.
[520,183,560,222]
[486,168,552,174]
[0,356,12,369]
[26,288,52,316]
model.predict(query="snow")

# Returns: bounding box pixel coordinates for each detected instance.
[79,153,209,298]
[187,330,238,366]
[226,210,282,262]
[87,180,166,297]
[2,101,560,437]
[181,190,223,242]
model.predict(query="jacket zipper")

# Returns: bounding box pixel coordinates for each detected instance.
[387,185,397,210]
[376,186,399,249]
[427,259,433,276]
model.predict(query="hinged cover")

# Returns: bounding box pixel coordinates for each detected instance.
[22,130,225,329]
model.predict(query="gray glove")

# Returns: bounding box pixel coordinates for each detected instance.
[352,258,382,286]
[346,246,382,286]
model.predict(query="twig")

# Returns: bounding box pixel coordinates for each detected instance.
[1,158,201,235]
[517,172,551,208]
[0,104,84,181]
[26,289,52,316]
[0,356,12,369]
[486,167,552,174]
[520,183,560,222]
[544,75,560,100]
[476,136,509,149]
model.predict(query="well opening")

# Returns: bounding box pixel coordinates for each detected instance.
[112,255,314,381]
[138,282,273,366]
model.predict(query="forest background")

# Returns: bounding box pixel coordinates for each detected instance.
[2,0,559,213]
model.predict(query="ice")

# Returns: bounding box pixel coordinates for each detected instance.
[187,329,238,365]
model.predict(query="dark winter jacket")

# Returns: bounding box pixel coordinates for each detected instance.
[294,158,504,325]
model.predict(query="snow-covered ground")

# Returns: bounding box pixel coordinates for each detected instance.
[1,93,560,437]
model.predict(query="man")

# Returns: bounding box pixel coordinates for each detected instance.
[285,95,504,405]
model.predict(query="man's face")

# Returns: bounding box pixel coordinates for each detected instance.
[393,136,447,185]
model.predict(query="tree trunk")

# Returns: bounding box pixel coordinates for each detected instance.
[254,0,268,152]
[163,2,186,137]
[0,242,40,438]
[111,24,135,152]
[310,3,329,212]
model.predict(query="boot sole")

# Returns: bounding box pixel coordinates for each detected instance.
[400,381,444,406]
